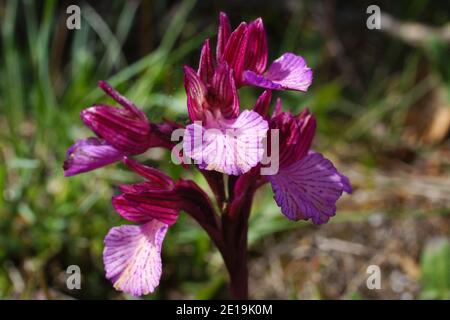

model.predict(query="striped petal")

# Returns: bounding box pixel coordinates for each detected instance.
[81,82,151,154]
[222,22,249,85]
[268,152,351,224]
[63,138,125,176]
[198,39,214,84]
[183,110,268,175]
[210,62,240,119]
[244,53,313,92]
[112,191,179,225]
[216,12,231,62]
[184,65,208,122]
[245,18,268,74]
[103,220,168,296]
[253,90,272,118]
[81,105,150,154]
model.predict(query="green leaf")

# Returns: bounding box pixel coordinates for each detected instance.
[420,237,450,299]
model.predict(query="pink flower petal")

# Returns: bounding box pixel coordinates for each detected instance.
[81,105,150,154]
[268,152,351,224]
[245,18,268,74]
[198,39,214,84]
[270,109,316,167]
[80,81,151,154]
[183,110,268,175]
[112,191,179,225]
[211,63,240,119]
[243,70,283,90]
[244,53,313,92]
[216,12,231,62]
[253,90,272,118]
[222,22,249,85]
[183,65,208,122]
[103,220,168,296]
[63,138,125,176]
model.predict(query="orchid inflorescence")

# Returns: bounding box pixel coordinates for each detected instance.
[64,12,351,298]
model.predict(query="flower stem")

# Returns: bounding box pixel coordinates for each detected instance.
[222,193,253,299]
[228,236,249,299]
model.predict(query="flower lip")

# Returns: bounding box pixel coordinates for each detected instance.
[183,109,269,175]
[267,108,350,225]
[103,220,168,296]
[63,137,125,176]
[268,151,351,224]
[244,52,313,92]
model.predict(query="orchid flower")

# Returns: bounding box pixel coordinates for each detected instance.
[183,61,268,175]
[64,12,351,299]
[213,12,313,91]
[63,81,170,176]
[267,105,352,224]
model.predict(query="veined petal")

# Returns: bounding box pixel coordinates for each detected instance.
[210,63,239,119]
[222,22,248,85]
[103,220,168,296]
[243,70,283,90]
[272,97,283,118]
[268,152,351,224]
[294,109,316,162]
[270,109,316,167]
[112,192,179,226]
[63,138,125,176]
[244,53,313,91]
[198,39,214,84]
[183,110,268,175]
[253,90,272,118]
[81,105,150,154]
[245,18,268,74]
[184,65,208,121]
[216,12,231,62]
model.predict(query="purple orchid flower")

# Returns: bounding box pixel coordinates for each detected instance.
[103,158,177,296]
[64,81,170,176]
[64,12,351,299]
[183,55,268,175]
[213,12,313,91]
[104,157,220,296]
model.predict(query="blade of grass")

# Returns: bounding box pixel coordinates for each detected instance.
[1,0,24,149]
[81,3,128,73]
[82,0,197,105]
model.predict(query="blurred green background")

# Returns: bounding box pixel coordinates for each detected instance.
[0,0,449,299]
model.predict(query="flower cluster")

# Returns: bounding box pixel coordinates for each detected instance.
[64,12,351,297]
